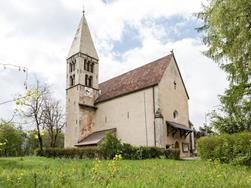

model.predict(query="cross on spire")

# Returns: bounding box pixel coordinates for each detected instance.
[82,1,85,15]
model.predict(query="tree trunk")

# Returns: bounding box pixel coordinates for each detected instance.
[35,114,43,151]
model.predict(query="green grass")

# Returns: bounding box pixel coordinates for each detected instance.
[0,157,250,188]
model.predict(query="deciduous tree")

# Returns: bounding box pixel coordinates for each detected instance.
[16,81,49,151]
[197,0,251,133]
[42,99,65,147]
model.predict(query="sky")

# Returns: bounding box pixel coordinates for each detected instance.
[0,0,228,129]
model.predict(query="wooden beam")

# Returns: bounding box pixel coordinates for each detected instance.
[185,131,191,138]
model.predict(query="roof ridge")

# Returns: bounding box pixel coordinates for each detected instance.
[99,54,172,85]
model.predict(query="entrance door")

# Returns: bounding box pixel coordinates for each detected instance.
[175,141,179,149]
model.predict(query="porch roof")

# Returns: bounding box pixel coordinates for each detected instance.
[75,128,116,146]
[166,121,192,132]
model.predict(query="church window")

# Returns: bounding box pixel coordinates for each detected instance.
[84,59,87,70]
[72,74,75,85]
[70,74,75,87]
[174,81,177,89]
[105,116,107,123]
[87,61,90,71]
[69,63,72,72]
[127,112,129,119]
[85,75,88,86]
[72,61,75,72]
[173,110,178,119]
[90,63,94,73]
[89,76,93,87]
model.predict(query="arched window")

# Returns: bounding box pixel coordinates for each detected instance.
[70,74,75,87]
[87,61,90,71]
[72,74,75,85]
[84,59,87,70]
[85,75,88,86]
[70,76,73,86]
[173,110,178,119]
[90,63,94,73]
[89,76,93,87]
[72,60,76,71]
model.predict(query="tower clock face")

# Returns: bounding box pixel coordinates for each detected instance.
[84,87,93,97]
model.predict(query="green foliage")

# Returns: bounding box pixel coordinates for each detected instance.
[42,131,64,148]
[121,146,179,160]
[38,147,102,159]
[98,133,123,159]
[197,0,251,80]
[0,157,251,187]
[163,149,180,160]
[98,133,180,160]
[197,0,251,133]
[23,130,64,156]
[197,132,251,166]
[0,122,24,157]
[38,134,180,160]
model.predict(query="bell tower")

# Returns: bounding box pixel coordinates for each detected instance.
[65,12,99,148]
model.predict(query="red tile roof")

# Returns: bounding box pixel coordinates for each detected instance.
[95,54,173,103]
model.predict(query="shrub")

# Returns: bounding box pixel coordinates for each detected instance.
[121,143,180,160]
[37,134,180,160]
[197,132,251,166]
[98,133,123,159]
[164,149,180,160]
[133,146,162,159]
[121,143,137,159]
[36,147,102,159]
[34,148,44,156]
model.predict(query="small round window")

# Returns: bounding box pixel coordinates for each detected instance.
[173,110,178,119]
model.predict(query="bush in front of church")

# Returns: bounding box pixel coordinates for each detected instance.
[98,133,123,159]
[38,147,102,159]
[196,132,251,166]
[36,134,180,160]
[98,134,180,160]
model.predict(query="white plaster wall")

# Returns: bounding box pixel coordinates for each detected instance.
[95,87,155,146]
[158,56,191,157]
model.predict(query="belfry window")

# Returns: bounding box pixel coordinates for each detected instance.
[87,61,90,71]
[174,81,177,89]
[84,59,87,70]
[69,60,76,73]
[85,75,88,86]
[85,75,93,87]
[89,76,93,87]
[90,63,94,73]
[70,74,75,87]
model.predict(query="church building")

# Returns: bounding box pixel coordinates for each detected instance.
[64,13,195,157]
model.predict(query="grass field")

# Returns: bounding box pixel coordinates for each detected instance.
[0,157,250,188]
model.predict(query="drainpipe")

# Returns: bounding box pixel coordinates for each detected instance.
[152,87,156,146]
[143,92,148,146]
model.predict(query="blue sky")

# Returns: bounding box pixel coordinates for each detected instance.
[0,0,228,128]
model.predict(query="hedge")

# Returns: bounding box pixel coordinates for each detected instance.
[35,147,102,159]
[36,133,180,160]
[36,146,180,160]
[196,132,251,166]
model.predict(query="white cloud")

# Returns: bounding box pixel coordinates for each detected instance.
[0,0,227,129]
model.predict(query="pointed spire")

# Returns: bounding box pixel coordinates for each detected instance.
[67,13,99,60]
